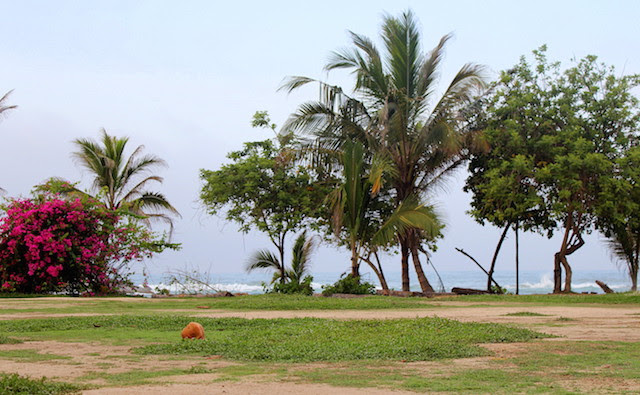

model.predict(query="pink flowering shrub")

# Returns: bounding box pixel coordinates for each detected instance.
[0,195,174,295]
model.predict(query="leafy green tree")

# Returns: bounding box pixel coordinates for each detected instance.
[200,135,328,282]
[246,231,317,294]
[282,10,485,292]
[466,47,640,293]
[52,129,180,232]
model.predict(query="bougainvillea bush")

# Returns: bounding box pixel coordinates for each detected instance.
[0,194,175,295]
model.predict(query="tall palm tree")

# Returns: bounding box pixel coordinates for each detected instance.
[282,10,485,292]
[328,140,442,286]
[70,129,180,230]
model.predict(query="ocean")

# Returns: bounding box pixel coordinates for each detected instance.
[134,268,633,295]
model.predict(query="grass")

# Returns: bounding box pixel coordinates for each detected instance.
[133,316,549,362]
[77,367,212,387]
[1,292,639,317]
[0,349,71,362]
[0,334,22,344]
[504,311,550,317]
[0,315,548,361]
[0,373,81,394]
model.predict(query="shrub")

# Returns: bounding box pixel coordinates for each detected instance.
[322,274,375,296]
[0,194,174,295]
[270,275,314,295]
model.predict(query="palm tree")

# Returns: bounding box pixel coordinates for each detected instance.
[247,231,317,290]
[605,224,640,292]
[328,140,442,289]
[282,10,485,292]
[70,129,180,230]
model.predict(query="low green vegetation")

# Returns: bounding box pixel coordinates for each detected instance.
[77,367,211,387]
[133,316,549,362]
[0,334,22,344]
[0,373,81,395]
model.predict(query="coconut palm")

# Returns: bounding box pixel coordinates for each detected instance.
[247,231,317,290]
[282,10,486,292]
[605,224,640,292]
[328,140,442,289]
[70,129,180,231]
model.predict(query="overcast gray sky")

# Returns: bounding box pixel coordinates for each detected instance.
[1,0,639,282]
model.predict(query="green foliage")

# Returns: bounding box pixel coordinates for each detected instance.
[249,231,317,293]
[270,275,313,295]
[0,334,22,344]
[0,373,81,395]
[282,10,485,292]
[133,316,548,362]
[504,312,549,317]
[321,274,376,296]
[466,46,640,292]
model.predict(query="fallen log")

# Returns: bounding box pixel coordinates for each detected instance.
[595,280,614,294]
[452,287,492,295]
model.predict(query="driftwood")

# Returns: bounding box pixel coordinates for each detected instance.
[455,248,503,291]
[595,280,615,294]
[452,287,492,295]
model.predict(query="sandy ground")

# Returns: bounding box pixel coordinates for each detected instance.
[1,301,639,394]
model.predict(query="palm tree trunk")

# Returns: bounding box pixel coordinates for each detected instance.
[400,238,410,292]
[632,233,639,292]
[486,223,510,292]
[409,232,434,294]
[362,252,389,292]
[350,240,360,277]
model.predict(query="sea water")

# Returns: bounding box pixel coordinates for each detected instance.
[133,268,632,295]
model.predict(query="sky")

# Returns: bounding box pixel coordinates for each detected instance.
[1,0,639,284]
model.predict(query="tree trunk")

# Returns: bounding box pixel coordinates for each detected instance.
[633,234,639,292]
[409,233,434,294]
[350,240,360,278]
[400,238,410,292]
[278,244,286,284]
[560,255,572,293]
[362,253,389,292]
[486,223,511,292]
[515,222,520,295]
[553,253,563,293]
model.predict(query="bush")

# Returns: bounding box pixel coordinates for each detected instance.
[322,274,375,296]
[268,275,314,295]
[0,194,174,295]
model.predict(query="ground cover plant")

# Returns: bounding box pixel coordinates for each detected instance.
[0,373,81,395]
[0,315,548,361]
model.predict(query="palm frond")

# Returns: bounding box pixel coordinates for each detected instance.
[0,89,17,118]
[246,249,282,274]
[372,198,442,246]
[290,231,317,282]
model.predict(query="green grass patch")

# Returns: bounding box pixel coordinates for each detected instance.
[506,341,640,379]
[0,373,82,394]
[132,316,549,362]
[504,312,549,317]
[0,334,22,344]
[556,316,576,322]
[0,349,71,362]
